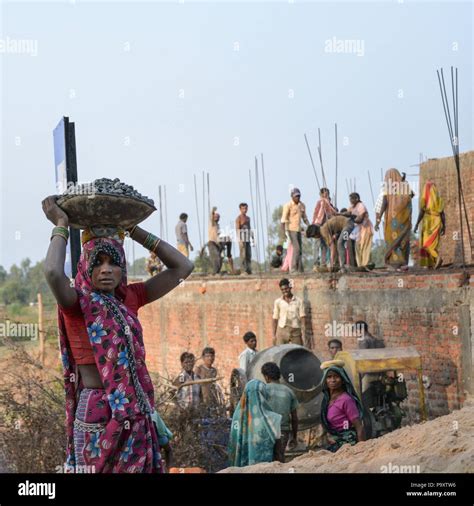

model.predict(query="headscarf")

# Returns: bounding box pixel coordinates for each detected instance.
[57,236,164,473]
[320,366,364,435]
[384,168,412,218]
[419,181,444,266]
[421,180,444,215]
[228,379,282,467]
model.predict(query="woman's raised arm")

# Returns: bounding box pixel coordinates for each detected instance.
[42,196,78,307]
[129,226,194,303]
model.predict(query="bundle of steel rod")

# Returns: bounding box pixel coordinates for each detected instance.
[247,155,271,272]
[304,126,339,202]
[436,66,473,267]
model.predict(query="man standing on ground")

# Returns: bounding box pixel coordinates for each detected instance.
[175,213,193,258]
[235,202,253,275]
[208,206,222,275]
[262,362,299,463]
[272,278,306,346]
[281,188,310,273]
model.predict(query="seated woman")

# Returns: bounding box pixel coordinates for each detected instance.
[228,379,282,467]
[320,360,366,452]
[42,196,193,473]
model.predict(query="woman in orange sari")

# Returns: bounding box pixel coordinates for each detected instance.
[414,181,446,269]
[375,169,413,269]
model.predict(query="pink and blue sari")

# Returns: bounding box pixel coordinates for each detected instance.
[58,237,164,473]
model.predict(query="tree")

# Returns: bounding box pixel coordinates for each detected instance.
[127,257,147,277]
[0,259,54,306]
[0,266,7,283]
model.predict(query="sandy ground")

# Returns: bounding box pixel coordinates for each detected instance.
[221,398,474,473]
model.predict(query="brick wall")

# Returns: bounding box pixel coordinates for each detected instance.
[138,270,473,420]
[419,151,474,265]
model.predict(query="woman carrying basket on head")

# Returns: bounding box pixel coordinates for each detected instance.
[42,195,193,473]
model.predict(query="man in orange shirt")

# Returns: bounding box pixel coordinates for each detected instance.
[281,188,310,273]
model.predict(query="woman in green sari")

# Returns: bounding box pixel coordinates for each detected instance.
[228,379,282,467]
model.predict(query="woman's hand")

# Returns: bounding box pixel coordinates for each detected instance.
[42,196,69,227]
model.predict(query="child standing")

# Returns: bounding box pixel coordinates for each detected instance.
[238,331,258,375]
[173,352,202,408]
[195,347,220,406]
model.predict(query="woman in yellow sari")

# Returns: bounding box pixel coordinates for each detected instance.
[414,181,446,269]
[375,169,413,269]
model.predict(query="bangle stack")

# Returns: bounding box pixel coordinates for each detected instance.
[51,226,69,243]
[144,233,161,252]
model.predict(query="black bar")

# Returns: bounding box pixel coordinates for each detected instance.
[0,473,472,506]
[63,117,81,278]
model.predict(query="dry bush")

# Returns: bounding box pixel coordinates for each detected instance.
[151,372,231,473]
[0,339,65,472]
[0,344,231,473]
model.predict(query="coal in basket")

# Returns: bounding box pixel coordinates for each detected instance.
[56,178,156,229]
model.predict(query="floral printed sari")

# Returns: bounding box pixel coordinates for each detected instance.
[58,237,164,473]
[383,169,412,266]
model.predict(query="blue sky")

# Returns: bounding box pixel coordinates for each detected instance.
[1,0,472,269]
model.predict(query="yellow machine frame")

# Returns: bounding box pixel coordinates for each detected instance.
[336,346,427,421]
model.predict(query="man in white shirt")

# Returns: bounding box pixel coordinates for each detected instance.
[272,278,306,346]
[238,331,258,375]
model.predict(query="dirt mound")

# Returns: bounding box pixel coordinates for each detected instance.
[221,399,474,473]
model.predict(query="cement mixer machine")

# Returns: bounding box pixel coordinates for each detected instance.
[230,344,426,449]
